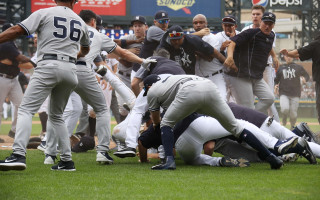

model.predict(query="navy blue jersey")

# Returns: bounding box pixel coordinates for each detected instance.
[275,63,309,97]
[159,33,214,74]
[0,41,20,77]
[228,102,267,128]
[226,28,274,79]
[298,38,320,83]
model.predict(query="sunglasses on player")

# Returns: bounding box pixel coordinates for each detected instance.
[157,19,169,24]
[168,32,183,38]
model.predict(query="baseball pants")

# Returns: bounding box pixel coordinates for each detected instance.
[161,79,243,137]
[263,66,280,122]
[224,75,274,114]
[175,117,278,165]
[0,76,23,133]
[260,117,320,158]
[13,60,78,161]
[206,73,227,101]
[279,95,299,127]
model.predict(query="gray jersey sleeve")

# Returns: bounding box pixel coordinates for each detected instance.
[134,67,148,79]
[18,10,43,35]
[147,26,165,42]
[100,33,117,54]
[80,25,90,47]
[147,92,161,112]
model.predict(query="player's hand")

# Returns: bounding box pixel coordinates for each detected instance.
[135,37,145,43]
[128,47,140,55]
[141,58,157,71]
[197,28,210,37]
[220,40,231,52]
[280,49,288,56]
[100,79,108,90]
[96,65,108,76]
[223,57,234,68]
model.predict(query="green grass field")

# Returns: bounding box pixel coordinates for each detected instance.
[0,117,320,199]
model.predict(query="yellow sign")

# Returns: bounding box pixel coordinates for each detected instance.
[157,0,195,11]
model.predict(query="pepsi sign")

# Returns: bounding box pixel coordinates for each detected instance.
[252,0,268,7]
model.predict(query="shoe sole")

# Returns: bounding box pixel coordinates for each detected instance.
[51,168,76,171]
[96,160,114,165]
[113,151,136,158]
[96,154,114,164]
[44,158,55,165]
[0,163,26,171]
[278,137,298,154]
[301,123,316,142]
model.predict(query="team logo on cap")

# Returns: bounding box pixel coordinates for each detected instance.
[157,0,195,14]
[252,0,268,7]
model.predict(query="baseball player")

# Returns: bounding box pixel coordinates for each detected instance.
[115,15,147,121]
[44,9,153,165]
[0,0,90,171]
[113,49,185,158]
[145,74,284,170]
[193,14,239,101]
[0,23,36,139]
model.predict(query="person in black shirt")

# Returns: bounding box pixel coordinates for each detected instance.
[224,12,277,114]
[158,25,232,75]
[280,32,320,124]
[0,23,35,138]
[275,56,310,127]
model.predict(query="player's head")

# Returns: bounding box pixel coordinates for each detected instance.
[154,10,169,31]
[260,12,276,35]
[143,74,161,96]
[153,48,170,59]
[221,15,237,37]
[96,15,104,31]
[131,16,147,38]
[251,5,265,27]
[167,25,184,49]
[192,14,207,32]
[79,10,97,28]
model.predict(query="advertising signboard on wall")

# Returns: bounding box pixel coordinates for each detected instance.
[31,0,126,16]
[242,0,312,10]
[131,0,222,18]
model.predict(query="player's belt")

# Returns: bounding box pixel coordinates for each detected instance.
[118,70,130,78]
[204,69,223,78]
[0,73,15,79]
[76,61,86,66]
[42,54,76,64]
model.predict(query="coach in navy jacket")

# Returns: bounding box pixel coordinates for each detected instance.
[224,12,276,114]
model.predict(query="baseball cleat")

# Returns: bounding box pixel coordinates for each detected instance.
[296,122,317,143]
[219,157,250,167]
[96,152,114,164]
[274,137,298,155]
[0,153,26,171]
[151,156,176,170]
[279,153,299,162]
[37,141,46,152]
[298,137,317,164]
[44,154,57,165]
[51,160,76,171]
[113,147,136,158]
[265,154,283,170]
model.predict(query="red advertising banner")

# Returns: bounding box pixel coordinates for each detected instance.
[31,0,126,16]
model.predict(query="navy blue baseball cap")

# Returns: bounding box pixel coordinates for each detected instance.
[167,25,184,40]
[154,10,169,20]
[131,15,147,25]
[262,12,276,23]
[143,74,161,96]
[222,15,236,25]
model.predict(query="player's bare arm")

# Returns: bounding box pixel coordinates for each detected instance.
[191,28,210,37]
[131,77,142,96]
[151,110,161,127]
[138,140,149,163]
[0,25,26,43]
[77,46,90,59]
[224,41,237,71]
[269,48,279,70]
[280,48,300,58]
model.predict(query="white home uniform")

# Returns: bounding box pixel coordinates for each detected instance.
[12,6,90,161]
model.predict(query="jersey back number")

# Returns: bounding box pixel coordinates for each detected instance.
[53,16,82,42]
